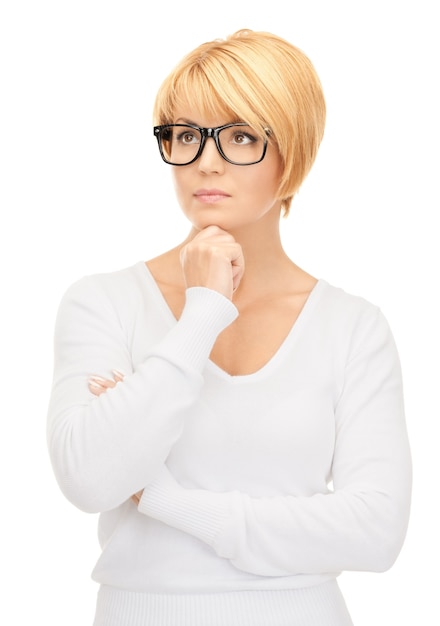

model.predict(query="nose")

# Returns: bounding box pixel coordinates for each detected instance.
[197,137,225,174]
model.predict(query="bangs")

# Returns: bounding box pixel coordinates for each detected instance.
[154,62,268,139]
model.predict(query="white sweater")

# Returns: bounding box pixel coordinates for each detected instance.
[47,261,411,626]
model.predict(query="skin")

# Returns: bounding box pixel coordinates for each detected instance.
[89,105,318,502]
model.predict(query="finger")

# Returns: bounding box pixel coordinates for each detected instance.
[192,224,230,240]
[180,229,244,299]
[89,375,117,389]
[88,380,107,396]
[131,490,143,505]
[112,369,125,382]
[232,262,245,292]
[88,375,117,397]
[186,226,236,249]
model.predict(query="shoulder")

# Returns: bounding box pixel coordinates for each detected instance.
[56,262,151,325]
[313,280,396,356]
[317,279,383,324]
[61,262,147,302]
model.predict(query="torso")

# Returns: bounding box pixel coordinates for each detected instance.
[146,254,317,377]
[209,291,315,376]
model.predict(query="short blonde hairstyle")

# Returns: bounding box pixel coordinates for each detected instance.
[153,29,326,215]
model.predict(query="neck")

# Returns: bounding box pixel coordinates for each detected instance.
[182,211,298,296]
[147,209,315,305]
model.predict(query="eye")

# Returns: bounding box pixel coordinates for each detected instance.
[230,130,258,145]
[176,130,200,145]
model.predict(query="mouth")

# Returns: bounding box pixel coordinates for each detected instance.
[194,189,231,204]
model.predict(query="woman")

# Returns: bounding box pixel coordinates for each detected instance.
[47,29,412,626]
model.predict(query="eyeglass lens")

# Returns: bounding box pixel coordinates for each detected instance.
[160,125,265,165]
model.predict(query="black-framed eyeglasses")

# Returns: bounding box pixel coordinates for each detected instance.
[153,123,268,166]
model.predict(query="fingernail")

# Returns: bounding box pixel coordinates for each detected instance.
[88,380,102,388]
[112,369,125,378]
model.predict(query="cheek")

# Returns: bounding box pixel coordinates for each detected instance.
[171,170,188,204]
[171,169,181,192]
[250,148,283,195]
[248,163,282,201]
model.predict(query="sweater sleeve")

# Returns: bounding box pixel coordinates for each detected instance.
[47,276,238,514]
[138,308,412,576]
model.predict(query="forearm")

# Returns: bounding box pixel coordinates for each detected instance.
[47,281,238,513]
[137,308,411,576]
[48,360,201,513]
[138,455,410,577]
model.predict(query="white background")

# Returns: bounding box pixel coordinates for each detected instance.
[1,1,438,624]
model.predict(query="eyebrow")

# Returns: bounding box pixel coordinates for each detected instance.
[175,118,198,125]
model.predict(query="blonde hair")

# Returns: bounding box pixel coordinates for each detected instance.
[153,29,326,216]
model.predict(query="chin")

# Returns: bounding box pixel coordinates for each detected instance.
[185,208,229,230]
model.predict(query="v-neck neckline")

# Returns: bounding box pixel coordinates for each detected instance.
[137,261,327,383]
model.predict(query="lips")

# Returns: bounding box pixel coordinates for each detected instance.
[194,189,230,203]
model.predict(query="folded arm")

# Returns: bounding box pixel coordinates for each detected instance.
[137,309,412,576]
[47,276,237,513]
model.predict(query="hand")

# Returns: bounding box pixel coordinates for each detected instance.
[88,369,125,395]
[180,225,245,300]
[88,370,142,505]
[131,490,143,506]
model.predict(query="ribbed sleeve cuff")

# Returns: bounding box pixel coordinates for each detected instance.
[149,287,238,373]
[138,471,232,547]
